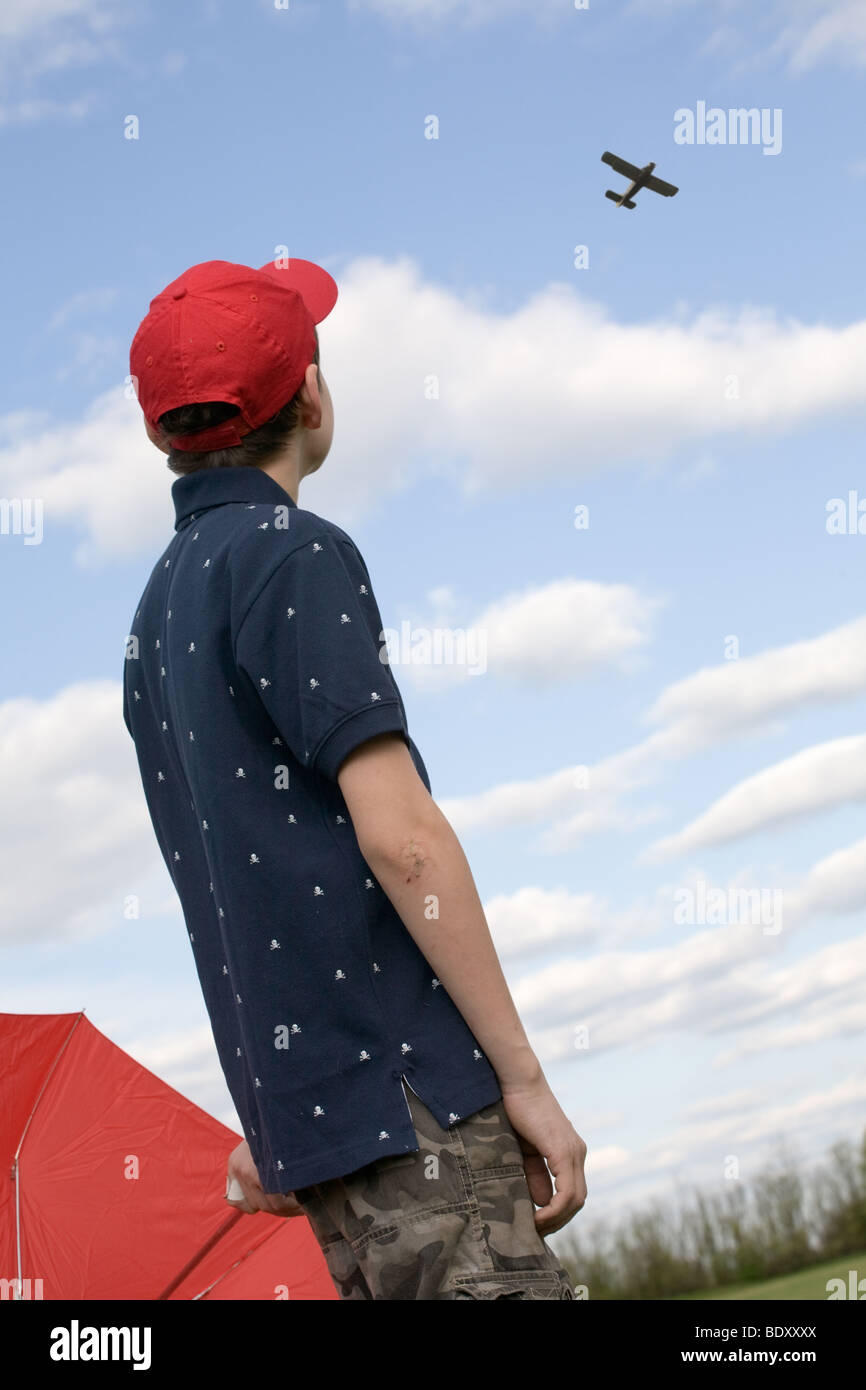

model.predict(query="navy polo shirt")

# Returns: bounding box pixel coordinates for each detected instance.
[123,465,501,1191]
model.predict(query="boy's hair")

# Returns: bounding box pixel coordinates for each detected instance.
[157,328,320,475]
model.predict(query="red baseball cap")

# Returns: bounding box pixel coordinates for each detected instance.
[129,257,338,452]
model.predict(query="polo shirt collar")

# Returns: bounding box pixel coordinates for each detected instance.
[172,466,298,531]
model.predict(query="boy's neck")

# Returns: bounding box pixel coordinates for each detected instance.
[257,450,304,506]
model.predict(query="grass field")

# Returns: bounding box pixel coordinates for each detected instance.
[671,1250,866,1301]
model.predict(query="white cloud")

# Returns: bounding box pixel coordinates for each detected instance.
[0,385,172,567]
[471,580,661,683]
[438,741,662,844]
[774,0,866,73]
[56,334,122,385]
[784,834,866,921]
[8,257,866,565]
[713,980,866,1064]
[583,1067,866,1224]
[48,287,117,331]
[684,1085,769,1119]
[443,615,866,848]
[0,681,164,943]
[0,0,125,85]
[392,577,663,691]
[353,0,866,72]
[0,95,94,125]
[514,847,866,1064]
[641,616,866,759]
[484,884,666,961]
[0,0,110,41]
[630,0,866,73]
[347,0,562,26]
[517,917,781,1048]
[645,733,866,860]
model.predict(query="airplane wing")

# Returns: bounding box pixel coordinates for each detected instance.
[645,174,679,197]
[601,151,642,180]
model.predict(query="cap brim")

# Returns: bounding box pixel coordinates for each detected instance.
[256,258,338,324]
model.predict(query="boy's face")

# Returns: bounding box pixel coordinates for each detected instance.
[301,366,334,480]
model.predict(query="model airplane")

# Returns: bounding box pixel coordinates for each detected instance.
[601,151,679,208]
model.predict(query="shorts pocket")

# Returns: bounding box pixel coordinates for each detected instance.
[445,1269,574,1300]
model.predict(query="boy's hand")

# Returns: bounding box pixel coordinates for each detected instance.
[498,1077,587,1237]
[225,1139,306,1218]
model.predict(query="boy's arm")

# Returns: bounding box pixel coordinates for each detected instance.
[336,730,541,1089]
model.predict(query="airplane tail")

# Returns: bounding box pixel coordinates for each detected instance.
[605,190,636,208]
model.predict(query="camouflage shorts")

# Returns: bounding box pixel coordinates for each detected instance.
[293,1080,578,1301]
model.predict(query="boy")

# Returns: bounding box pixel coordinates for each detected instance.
[124,256,586,1300]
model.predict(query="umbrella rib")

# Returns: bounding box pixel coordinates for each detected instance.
[189,1228,280,1301]
[162,1216,284,1300]
[11,1010,87,1298]
[13,1011,87,1160]
[187,1223,286,1301]
[156,1209,243,1300]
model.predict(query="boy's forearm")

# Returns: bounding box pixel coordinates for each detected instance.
[360,810,543,1090]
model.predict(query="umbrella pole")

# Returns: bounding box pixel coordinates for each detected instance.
[12,1011,86,1300]
[156,1210,242,1300]
[12,1156,22,1300]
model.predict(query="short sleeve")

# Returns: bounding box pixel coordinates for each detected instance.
[235,531,411,781]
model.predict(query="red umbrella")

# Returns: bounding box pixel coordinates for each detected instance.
[0,1011,336,1300]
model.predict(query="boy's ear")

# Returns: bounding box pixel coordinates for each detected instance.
[296,360,323,430]
[145,417,171,455]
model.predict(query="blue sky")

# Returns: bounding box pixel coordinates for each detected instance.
[2,0,866,1258]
